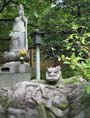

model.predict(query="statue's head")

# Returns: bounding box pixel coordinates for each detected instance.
[46,66,62,83]
[19,4,24,16]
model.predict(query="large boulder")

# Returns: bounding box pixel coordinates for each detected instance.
[0,81,89,118]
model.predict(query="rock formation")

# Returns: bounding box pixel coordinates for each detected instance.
[0,66,88,118]
[0,79,89,118]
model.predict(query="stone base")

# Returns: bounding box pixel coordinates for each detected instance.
[0,61,30,74]
[0,73,31,88]
[3,50,30,62]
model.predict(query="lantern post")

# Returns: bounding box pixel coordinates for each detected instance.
[32,30,43,80]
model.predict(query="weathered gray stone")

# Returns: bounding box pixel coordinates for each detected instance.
[8,108,25,116]
[0,81,69,118]
[0,61,30,74]
[25,107,39,118]
[0,80,89,118]
[67,83,90,118]
[52,95,68,110]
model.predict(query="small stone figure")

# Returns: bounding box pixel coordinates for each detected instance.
[9,4,28,51]
[46,66,62,85]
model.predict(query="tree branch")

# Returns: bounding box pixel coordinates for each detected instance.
[0,0,18,13]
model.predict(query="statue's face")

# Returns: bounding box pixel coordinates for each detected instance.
[19,10,24,16]
[46,66,61,82]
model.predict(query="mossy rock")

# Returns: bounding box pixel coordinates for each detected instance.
[63,75,84,85]
[31,79,47,84]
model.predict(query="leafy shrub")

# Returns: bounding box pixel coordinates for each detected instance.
[64,54,90,81]
[85,84,90,95]
[75,59,90,81]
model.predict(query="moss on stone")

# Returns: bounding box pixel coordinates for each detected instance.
[59,102,69,110]
[63,75,83,85]
[31,79,47,84]
[46,110,55,118]
[37,103,47,118]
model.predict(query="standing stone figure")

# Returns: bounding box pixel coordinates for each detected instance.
[9,4,28,51]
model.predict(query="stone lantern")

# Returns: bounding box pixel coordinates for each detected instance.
[32,29,44,80]
[33,30,43,45]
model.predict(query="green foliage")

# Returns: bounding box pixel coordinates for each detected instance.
[65,24,90,58]
[85,84,90,95]
[40,0,90,62]
[62,66,78,79]
[75,59,90,80]
[39,0,90,81]
[64,54,90,80]
[64,53,83,69]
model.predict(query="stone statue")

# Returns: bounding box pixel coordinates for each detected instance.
[9,4,28,51]
[46,66,62,84]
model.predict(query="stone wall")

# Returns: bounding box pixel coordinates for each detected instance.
[0,81,89,118]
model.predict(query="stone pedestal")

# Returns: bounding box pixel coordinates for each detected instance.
[0,61,30,74]
[3,51,30,62]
